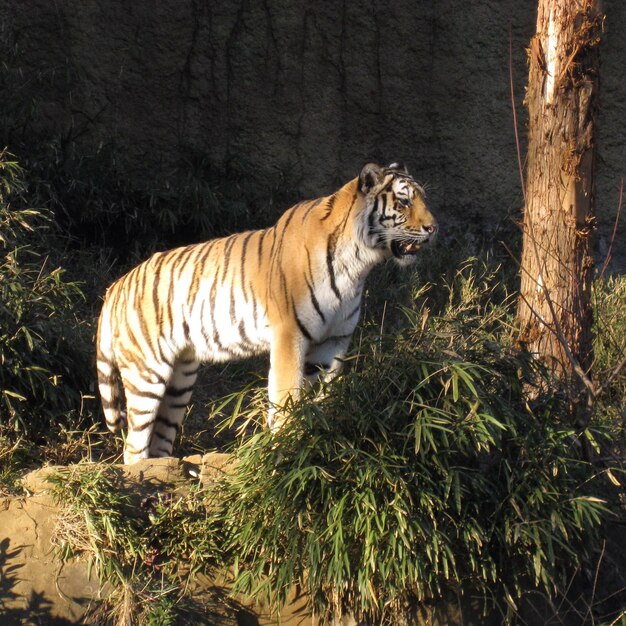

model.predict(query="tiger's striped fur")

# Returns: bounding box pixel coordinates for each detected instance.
[96,162,437,464]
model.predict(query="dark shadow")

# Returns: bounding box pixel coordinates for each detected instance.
[0,537,77,625]
[235,608,260,626]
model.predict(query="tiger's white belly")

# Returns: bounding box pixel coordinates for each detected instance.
[185,281,272,363]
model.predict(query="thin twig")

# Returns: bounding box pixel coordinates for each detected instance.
[516,240,597,399]
[582,539,606,625]
[599,177,624,280]
[509,26,527,206]
[596,353,626,397]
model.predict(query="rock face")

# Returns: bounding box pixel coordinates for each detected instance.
[0,494,100,624]
[2,1,625,263]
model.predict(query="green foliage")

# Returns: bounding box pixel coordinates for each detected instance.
[0,151,91,430]
[144,484,225,580]
[593,275,626,408]
[48,465,181,625]
[47,464,225,625]
[209,262,611,623]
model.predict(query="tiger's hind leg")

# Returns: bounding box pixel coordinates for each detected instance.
[148,357,199,458]
[121,363,172,465]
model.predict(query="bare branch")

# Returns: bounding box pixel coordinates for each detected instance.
[509,27,526,206]
[599,177,624,281]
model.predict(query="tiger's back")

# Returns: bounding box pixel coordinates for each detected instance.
[97,162,438,464]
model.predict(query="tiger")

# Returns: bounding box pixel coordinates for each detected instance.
[96,162,438,464]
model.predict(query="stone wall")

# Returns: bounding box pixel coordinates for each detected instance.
[2,0,625,265]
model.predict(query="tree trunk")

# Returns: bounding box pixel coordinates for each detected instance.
[518,0,603,395]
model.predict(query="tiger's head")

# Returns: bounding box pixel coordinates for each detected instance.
[359,162,438,267]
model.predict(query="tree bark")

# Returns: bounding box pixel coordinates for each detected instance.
[518,0,603,393]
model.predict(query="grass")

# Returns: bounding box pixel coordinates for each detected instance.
[47,463,228,625]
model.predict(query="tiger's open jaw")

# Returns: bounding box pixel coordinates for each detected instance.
[390,239,423,259]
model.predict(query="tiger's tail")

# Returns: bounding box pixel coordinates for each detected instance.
[96,300,126,433]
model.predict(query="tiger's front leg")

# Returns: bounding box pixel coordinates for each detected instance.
[303,333,353,399]
[303,303,360,390]
[267,326,307,431]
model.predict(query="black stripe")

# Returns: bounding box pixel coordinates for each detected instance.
[197,240,216,268]
[326,233,341,301]
[182,368,199,377]
[165,268,176,332]
[128,263,156,355]
[279,266,289,307]
[320,193,337,221]
[320,333,353,345]
[155,415,180,430]
[141,369,165,387]
[100,397,118,411]
[293,302,313,341]
[379,176,395,193]
[190,241,215,301]
[221,235,237,284]
[131,418,154,432]
[150,254,166,321]
[238,319,251,346]
[124,381,162,401]
[301,197,323,223]
[279,205,298,241]
[251,292,258,328]
[212,327,227,352]
[347,303,361,320]
[368,208,384,246]
[338,191,357,237]
[257,230,266,268]
[306,276,326,323]
[152,431,174,445]
[208,272,226,351]
[240,231,254,301]
[200,288,213,346]
[268,226,278,262]
[269,207,298,281]
[305,246,315,283]
[105,416,123,427]
[229,278,237,324]
[176,245,196,281]
[132,408,157,416]
[165,385,194,398]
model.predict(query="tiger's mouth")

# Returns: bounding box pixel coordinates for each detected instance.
[390,240,423,258]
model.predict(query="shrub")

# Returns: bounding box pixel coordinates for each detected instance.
[209,263,611,623]
[0,150,91,431]
[48,463,225,625]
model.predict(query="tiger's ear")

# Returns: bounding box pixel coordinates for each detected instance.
[387,161,408,174]
[359,162,385,194]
